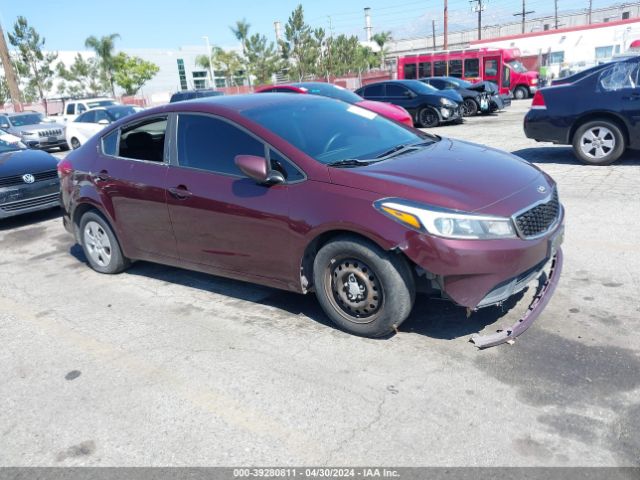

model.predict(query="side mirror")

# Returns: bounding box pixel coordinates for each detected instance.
[235,155,285,185]
[97,119,110,125]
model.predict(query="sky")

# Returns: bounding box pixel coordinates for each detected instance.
[0,0,625,52]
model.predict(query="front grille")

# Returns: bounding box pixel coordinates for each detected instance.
[515,190,560,238]
[0,170,59,188]
[0,193,59,212]
[38,129,63,137]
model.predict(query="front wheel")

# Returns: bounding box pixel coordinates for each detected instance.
[313,236,415,338]
[461,98,478,117]
[70,137,81,150]
[417,107,440,128]
[80,211,130,274]
[572,120,625,165]
[513,86,529,100]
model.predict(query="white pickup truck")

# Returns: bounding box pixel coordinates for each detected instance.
[56,98,119,123]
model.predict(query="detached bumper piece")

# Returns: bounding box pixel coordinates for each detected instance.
[470,248,563,349]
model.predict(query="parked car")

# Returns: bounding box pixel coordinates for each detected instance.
[170,89,223,103]
[0,136,60,219]
[524,57,640,165]
[355,80,463,127]
[256,82,413,127]
[470,80,512,112]
[59,93,564,346]
[420,76,491,116]
[57,98,119,123]
[0,112,68,151]
[0,128,22,145]
[66,105,139,149]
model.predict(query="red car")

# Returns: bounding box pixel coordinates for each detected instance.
[59,94,564,347]
[256,82,414,127]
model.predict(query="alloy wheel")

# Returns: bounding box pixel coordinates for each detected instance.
[83,221,112,267]
[579,126,615,160]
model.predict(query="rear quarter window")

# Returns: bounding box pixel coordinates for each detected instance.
[102,130,119,156]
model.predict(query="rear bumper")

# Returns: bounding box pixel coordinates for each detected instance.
[523,110,570,144]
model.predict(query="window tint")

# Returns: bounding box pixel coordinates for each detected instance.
[418,62,431,78]
[95,110,110,123]
[386,84,408,97]
[270,149,304,182]
[177,114,264,175]
[102,130,119,156]
[77,104,87,114]
[464,58,480,77]
[363,84,385,97]
[404,63,417,79]
[430,79,446,89]
[433,61,447,76]
[83,111,97,124]
[118,117,167,162]
[66,104,75,115]
[449,60,463,78]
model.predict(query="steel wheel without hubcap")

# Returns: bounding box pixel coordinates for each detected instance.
[83,221,112,267]
[325,257,383,324]
[579,126,615,160]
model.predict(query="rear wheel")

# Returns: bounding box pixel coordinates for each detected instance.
[572,120,625,165]
[461,98,478,117]
[313,235,415,338]
[513,86,529,100]
[70,137,81,150]
[418,107,439,128]
[80,211,130,274]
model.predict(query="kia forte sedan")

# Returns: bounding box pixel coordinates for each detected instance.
[59,94,564,347]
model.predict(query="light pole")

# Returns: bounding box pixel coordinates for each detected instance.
[202,35,216,90]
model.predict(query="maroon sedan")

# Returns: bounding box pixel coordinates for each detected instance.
[59,94,564,347]
[255,82,414,127]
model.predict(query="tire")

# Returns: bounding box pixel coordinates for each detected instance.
[572,120,625,166]
[79,211,130,274]
[417,107,440,128]
[59,143,70,152]
[313,235,415,338]
[461,98,478,117]
[70,137,81,150]
[513,86,529,100]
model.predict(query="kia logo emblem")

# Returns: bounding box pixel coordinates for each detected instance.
[537,185,547,194]
[22,173,35,184]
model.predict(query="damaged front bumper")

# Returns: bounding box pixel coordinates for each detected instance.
[470,248,563,349]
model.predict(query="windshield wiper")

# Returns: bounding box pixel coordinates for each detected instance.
[375,141,433,159]
[326,158,377,168]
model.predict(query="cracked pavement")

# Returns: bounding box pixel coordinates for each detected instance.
[0,101,639,466]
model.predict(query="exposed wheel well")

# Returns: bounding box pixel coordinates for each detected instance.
[299,230,417,293]
[569,113,629,147]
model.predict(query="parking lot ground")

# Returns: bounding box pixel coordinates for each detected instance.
[1,101,639,466]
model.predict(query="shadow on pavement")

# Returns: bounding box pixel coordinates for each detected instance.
[512,146,640,166]
[0,207,61,232]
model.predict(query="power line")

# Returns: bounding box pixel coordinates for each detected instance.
[513,0,535,33]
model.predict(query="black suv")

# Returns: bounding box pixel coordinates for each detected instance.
[524,57,640,165]
[169,89,223,103]
[355,80,463,128]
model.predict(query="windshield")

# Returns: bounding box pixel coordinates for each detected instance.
[295,83,363,104]
[0,137,25,153]
[7,113,43,127]
[106,106,137,121]
[87,100,117,108]
[507,60,528,73]
[243,98,435,165]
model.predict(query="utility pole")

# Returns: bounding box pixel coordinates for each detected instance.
[444,0,448,50]
[587,0,593,24]
[432,20,436,50]
[326,16,334,81]
[554,0,559,29]
[513,0,534,34]
[0,20,22,112]
[364,7,372,42]
[470,0,486,40]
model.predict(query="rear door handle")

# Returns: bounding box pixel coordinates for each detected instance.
[168,186,193,199]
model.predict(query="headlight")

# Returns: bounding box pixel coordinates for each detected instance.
[21,131,36,136]
[531,78,538,85]
[440,98,457,107]
[374,198,517,240]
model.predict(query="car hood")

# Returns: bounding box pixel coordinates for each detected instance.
[356,100,410,120]
[0,149,59,177]
[18,123,65,133]
[328,138,552,215]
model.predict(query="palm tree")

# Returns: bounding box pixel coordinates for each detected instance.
[84,33,120,96]
[372,31,392,70]
[230,19,251,87]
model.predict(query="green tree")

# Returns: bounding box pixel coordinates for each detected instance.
[56,54,106,97]
[197,47,244,87]
[230,19,252,86]
[112,52,159,96]
[282,5,319,81]
[84,33,120,96]
[0,76,8,105]
[372,31,392,69]
[245,33,283,85]
[7,16,57,111]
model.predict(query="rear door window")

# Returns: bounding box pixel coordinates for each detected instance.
[363,84,385,98]
[598,63,638,91]
[118,117,167,162]
[66,104,75,115]
[386,84,409,98]
[176,114,264,176]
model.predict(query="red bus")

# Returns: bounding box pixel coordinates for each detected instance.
[397,48,539,99]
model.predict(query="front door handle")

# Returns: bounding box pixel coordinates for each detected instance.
[95,170,111,182]
[168,186,193,199]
